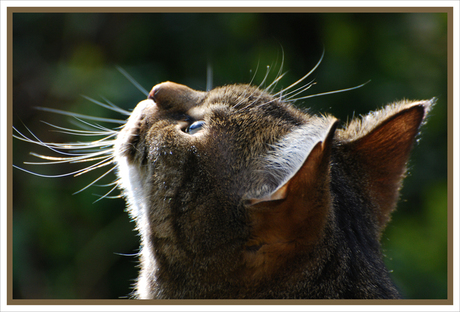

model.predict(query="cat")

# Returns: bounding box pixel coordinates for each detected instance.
[15,69,434,299]
[113,80,433,299]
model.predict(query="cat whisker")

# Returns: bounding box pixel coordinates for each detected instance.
[35,106,126,124]
[252,97,280,110]
[232,85,258,109]
[38,153,112,175]
[273,49,324,98]
[16,123,116,144]
[248,60,261,86]
[236,58,283,110]
[235,86,266,111]
[14,131,116,159]
[287,80,371,102]
[92,182,121,203]
[13,159,111,179]
[40,121,118,137]
[14,120,117,192]
[116,66,149,97]
[93,179,120,187]
[13,165,76,178]
[279,79,317,101]
[67,117,122,133]
[113,251,140,257]
[264,72,287,93]
[265,47,286,92]
[14,127,99,157]
[72,157,114,176]
[100,195,123,200]
[100,96,132,114]
[13,66,149,202]
[26,153,112,166]
[81,95,132,116]
[275,47,286,84]
[73,165,117,195]
[256,65,273,90]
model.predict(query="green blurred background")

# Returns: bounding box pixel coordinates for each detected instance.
[12,12,448,299]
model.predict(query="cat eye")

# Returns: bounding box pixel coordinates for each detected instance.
[185,120,205,135]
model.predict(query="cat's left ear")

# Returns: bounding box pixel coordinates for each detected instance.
[245,117,338,249]
[335,98,434,228]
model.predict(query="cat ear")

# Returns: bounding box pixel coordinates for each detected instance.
[337,99,434,228]
[248,117,339,205]
[244,118,338,277]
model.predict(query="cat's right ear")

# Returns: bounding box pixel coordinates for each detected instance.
[248,117,338,205]
[243,117,337,278]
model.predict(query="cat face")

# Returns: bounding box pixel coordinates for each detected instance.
[115,81,325,254]
[114,80,433,299]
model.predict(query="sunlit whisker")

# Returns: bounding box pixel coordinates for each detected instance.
[235,84,265,111]
[265,47,285,92]
[93,180,120,187]
[74,159,114,177]
[253,97,280,110]
[26,153,112,165]
[13,162,107,179]
[81,95,132,116]
[14,134,116,157]
[13,67,149,200]
[40,122,117,137]
[73,165,117,194]
[68,116,119,132]
[13,127,96,157]
[232,85,254,109]
[101,195,123,200]
[116,66,149,97]
[265,72,287,93]
[273,47,285,89]
[35,106,126,124]
[38,141,115,150]
[99,96,132,116]
[287,81,370,102]
[247,61,260,87]
[280,80,317,101]
[273,49,325,98]
[15,126,116,148]
[92,183,121,203]
[242,79,282,111]
[68,117,119,133]
[257,65,272,90]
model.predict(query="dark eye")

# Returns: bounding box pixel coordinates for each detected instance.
[185,120,205,135]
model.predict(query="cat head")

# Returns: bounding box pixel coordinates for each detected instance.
[114,80,433,297]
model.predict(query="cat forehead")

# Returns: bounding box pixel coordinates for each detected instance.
[149,82,276,117]
[146,81,311,139]
[204,84,274,107]
[203,84,308,121]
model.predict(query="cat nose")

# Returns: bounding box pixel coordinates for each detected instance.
[148,81,205,111]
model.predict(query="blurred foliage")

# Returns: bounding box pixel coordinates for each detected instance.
[12,12,448,299]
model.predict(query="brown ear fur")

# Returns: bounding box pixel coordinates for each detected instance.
[340,101,432,229]
[244,121,338,280]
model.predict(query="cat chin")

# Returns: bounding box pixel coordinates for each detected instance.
[136,244,156,299]
[115,155,145,222]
